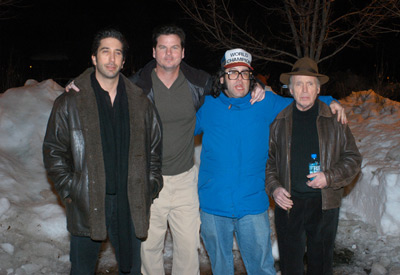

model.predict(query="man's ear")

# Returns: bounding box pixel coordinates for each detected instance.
[91,55,97,66]
[220,76,224,85]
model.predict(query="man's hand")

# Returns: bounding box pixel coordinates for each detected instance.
[250,83,265,104]
[306,172,327,189]
[65,81,80,93]
[273,187,293,210]
[329,101,347,124]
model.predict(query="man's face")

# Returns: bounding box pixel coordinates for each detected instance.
[220,65,251,98]
[153,34,184,72]
[91,37,125,80]
[290,75,320,111]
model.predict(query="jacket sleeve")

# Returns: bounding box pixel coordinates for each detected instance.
[265,121,285,196]
[42,94,73,201]
[324,124,362,189]
[269,92,294,118]
[194,104,204,136]
[319,95,335,106]
[204,76,213,96]
[269,94,335,119]
[148,104,163,199]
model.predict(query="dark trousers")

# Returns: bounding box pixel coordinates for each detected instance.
[69,195,141,275]
[275,196,339,275]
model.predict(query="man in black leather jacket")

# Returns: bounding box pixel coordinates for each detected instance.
[266,57,361,275]
[43,28,163,275]
[129,24,210,275]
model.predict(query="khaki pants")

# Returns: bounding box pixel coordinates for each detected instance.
[141,165,201,275]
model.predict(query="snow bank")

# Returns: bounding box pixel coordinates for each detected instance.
[0,81,399,273]
[0,79,70,274]
[340,90,400,236]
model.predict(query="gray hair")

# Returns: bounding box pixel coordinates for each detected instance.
[288,75,321,90]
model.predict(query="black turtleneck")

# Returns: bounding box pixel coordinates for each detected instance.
[290,102,321,198]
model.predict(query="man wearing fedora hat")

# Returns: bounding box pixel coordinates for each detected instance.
[265,57,362,274]
[195,52,347,274]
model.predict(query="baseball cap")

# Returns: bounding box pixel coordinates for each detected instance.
[221,48,253,70]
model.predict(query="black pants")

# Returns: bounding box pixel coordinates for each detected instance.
[275,196,339,275]
[69,195,141,275]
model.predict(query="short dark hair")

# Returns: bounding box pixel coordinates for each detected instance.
[91,28,129,59]
[211,68,256,98]
[152,25,186,49]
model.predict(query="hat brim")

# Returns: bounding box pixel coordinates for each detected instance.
[280,71,329,85]
[224,62,254,71]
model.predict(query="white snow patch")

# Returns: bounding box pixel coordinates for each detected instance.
[0,82,400,274]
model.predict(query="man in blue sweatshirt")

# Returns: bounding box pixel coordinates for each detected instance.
[194,48,345,275]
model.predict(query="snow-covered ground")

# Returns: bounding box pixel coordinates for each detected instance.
[0,79,399,275]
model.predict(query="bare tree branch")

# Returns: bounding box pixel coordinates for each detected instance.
[176,0,400,67]
[0,0,24,20]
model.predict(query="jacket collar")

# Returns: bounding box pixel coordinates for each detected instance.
[276,99,333,119]
[135,59,210,93]
[74,68,142,98]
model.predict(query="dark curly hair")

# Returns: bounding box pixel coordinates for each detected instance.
[211,68,256,98]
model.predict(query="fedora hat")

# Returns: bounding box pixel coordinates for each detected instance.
[280,57,329,85]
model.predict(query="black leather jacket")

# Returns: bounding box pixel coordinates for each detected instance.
[266,100,362,210]
[43,71,163,240]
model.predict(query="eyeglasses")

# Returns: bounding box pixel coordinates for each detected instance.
[225,70,252,80]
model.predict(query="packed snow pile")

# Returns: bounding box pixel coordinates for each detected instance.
[339,90,400,236]
[0,80,399,274]
[0,79,70,274]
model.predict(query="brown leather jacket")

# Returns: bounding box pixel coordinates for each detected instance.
[265,100,362,210]
[43,70,163,240]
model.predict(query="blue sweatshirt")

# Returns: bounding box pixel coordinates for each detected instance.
[195,91,334,218]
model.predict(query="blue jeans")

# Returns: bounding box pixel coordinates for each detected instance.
[200,210,276,275]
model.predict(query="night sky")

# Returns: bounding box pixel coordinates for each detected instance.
[1,0,215,87]
[1,0,400,96]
